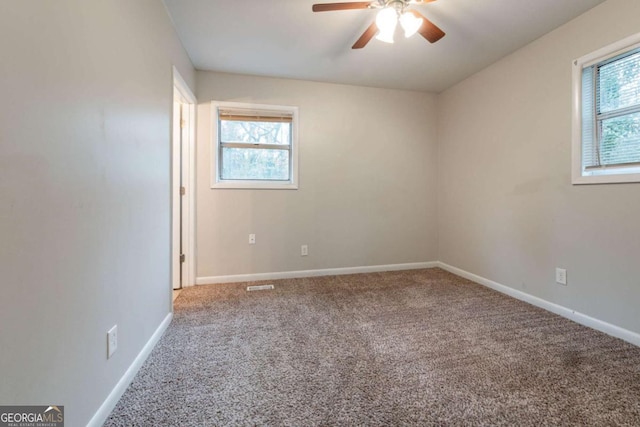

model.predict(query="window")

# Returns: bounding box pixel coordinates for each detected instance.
[573,32,640,184]
[211,101,298,189]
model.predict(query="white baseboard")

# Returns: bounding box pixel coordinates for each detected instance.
[437,261,640,347]
[87,312,173,427]
[196,261,438,285]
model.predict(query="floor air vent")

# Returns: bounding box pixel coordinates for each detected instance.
[247,284,275,291]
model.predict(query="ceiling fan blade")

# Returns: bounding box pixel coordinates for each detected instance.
[352,21,378,49]
[312,2,372,12]
[408,10,445,43]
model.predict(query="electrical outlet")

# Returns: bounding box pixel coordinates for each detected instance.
[107,325,118,359]
[301,245,308,256]
[556,268,567,286]
[249,234,256,245]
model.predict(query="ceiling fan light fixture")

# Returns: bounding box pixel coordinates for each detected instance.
[375,28,396,44]
[311,0,445,49]
[400,11,422,38]
[375,7,398,44]
[376,7,397,32]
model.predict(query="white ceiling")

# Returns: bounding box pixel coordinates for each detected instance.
[163,0,605,92]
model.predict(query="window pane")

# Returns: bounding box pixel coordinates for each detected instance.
[221,147,290,180]
[600,111,640,165]
[220,120,290,145]
[598,50,640,114]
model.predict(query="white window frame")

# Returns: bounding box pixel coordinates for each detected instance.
[572,32,640,184]
[211,101,299,189]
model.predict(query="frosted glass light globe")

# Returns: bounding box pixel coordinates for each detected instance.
[375,7,398,43]
[400,11,422,38]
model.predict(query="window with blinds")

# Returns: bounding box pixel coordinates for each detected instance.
[573,33,640,184]
[211,102,298,189]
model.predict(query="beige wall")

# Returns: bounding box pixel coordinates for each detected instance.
[4,0,639,424]
[196,72,438,278]
[0,1,194,425]
[438,0,640,334]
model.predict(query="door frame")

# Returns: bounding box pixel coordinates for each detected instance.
[172,66,196,292]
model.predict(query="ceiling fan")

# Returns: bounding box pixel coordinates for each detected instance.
[312,0,445,49]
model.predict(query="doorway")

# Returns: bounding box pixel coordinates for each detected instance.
[172,67,196,292]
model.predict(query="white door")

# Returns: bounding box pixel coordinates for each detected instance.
[172,68,196,292]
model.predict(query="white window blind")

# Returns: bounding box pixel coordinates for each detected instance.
[582,48,640,170]
[218,108,293,123]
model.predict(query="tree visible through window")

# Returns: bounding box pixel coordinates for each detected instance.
[596,49,640,166]
[220,119,290,180]
[573,33,640,184]
[212,102,298,189]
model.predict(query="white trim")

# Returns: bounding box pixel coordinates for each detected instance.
[172,66,197,289]
[172,67,195,104]
[87,313,173,427]
[211,180,299,190]
[211,101,299,190]
[185,97,197,287]
[171,93,181,290]
[572,31,640,185]
[437,262,640,347]
[196,262,438,284]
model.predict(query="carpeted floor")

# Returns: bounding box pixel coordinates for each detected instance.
[104,268,640,426]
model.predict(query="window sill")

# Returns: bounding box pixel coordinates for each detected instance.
[572,170,640,185]
[212,180,298,190]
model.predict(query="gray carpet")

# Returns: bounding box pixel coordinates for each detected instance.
[104,268,640,426]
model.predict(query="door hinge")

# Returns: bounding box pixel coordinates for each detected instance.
[180,254,185,263]
[180,119,186,129]
[180,186,186,196]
